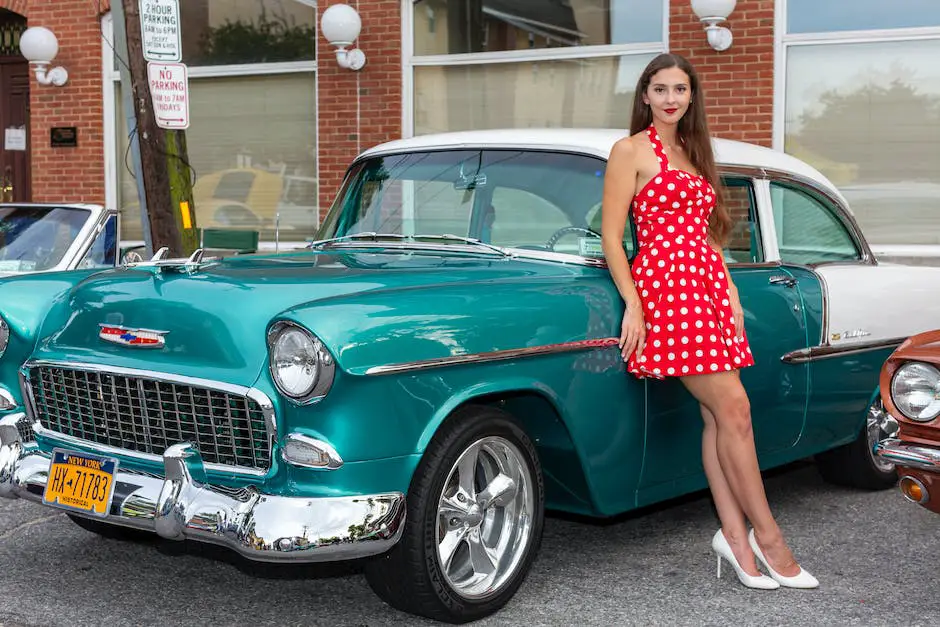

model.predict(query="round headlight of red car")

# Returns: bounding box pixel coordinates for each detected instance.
[891,362,940,422]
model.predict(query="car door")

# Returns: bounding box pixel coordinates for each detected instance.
[636,174,811,504]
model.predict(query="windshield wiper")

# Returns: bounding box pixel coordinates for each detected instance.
[306,232,408,249]
[307,232,510,257]
[429,234,511,257]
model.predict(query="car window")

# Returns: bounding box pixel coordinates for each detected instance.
[722,177,763,264]
[319,149,610,259]
[79,215,118,269]
[769,181,861,264]
[488,188,570,250]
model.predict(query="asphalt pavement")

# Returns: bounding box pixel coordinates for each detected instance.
[1,460,937,627]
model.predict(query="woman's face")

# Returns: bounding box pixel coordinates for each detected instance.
[643,66,692,125]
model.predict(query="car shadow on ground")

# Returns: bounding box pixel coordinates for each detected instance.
[100,458,826,582]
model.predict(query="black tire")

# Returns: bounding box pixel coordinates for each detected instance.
[67,514,156,542]
[816,400,897,491]
[364,404,545,624]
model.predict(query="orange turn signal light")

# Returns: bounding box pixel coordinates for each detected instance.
[900,476,929,504]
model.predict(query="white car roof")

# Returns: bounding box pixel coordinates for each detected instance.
[360,128,844,203]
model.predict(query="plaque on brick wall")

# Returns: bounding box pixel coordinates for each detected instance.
[51,127,78,148]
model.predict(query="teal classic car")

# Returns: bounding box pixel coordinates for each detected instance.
[1,129,936,623]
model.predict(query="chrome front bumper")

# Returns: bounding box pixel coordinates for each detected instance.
[0,413,406,563]
[874,438,940,472]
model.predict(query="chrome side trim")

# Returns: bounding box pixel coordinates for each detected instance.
[365,337,619,376]
[0,427,406,563]
[874,438,940,472]
[780,337,905,364]
[21,360,277,478]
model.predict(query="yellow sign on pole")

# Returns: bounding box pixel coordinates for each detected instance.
[180,200,192,229]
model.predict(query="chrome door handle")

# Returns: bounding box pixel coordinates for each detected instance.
[769,275,797,288]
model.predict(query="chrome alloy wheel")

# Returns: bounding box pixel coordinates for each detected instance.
[435,436,534,600]
[868,399,899,473]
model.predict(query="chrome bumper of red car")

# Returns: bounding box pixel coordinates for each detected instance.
[874,438,940,472]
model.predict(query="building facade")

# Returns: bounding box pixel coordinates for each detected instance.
[1,1,939,251]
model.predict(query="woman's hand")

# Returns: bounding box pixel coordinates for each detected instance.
[729,285,745,339]
[619,303,646,361]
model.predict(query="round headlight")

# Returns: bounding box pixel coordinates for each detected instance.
[268,323,335,402]
[0,317,9,358]
[891,362,940,422]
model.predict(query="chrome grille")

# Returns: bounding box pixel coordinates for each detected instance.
[27,365,270,471]
[16,415,34,442]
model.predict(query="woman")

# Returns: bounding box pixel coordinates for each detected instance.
[600,53,818,590]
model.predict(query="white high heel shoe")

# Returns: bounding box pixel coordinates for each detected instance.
[711,529,779,590]
[748,529,819,589]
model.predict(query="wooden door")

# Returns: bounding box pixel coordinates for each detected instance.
[0,57,31,202]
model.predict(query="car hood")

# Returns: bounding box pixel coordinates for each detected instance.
[31,249,593,384]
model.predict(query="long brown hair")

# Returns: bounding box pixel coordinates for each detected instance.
[629,53,732,246]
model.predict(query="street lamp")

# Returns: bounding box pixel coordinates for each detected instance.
[19,26,69,86]
[321,4,366,71]
[690,0,737,52]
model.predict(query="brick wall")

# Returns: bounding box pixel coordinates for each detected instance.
[317,0,402,220]
[1,0,108,204]
[669,1,775,147]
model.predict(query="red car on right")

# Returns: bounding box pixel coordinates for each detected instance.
[875,330,940,513]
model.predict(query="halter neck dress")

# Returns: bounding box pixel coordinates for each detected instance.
[626,125,755,380]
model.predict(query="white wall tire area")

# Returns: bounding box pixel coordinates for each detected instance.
[364,405,545,624]
[816,397,899,490]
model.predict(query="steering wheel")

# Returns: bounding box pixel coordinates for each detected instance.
[545,226,599,250]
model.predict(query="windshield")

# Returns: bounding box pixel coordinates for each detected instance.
[317,149,629,259]
[0,206,91,273]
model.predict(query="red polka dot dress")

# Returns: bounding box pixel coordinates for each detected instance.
[626,126,755,379]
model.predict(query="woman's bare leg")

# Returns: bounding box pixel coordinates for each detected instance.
[681,371,800,577]
[700,404,760,575]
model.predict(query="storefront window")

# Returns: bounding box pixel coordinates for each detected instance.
[787,0,940,34]
[116,73,317,243]
[413,0,664,56]
[784,40,940,245]
[182,0,316,65]
[414,54,655,133]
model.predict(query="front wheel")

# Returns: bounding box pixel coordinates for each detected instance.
[365,405,544,624]
[816,397,899,490]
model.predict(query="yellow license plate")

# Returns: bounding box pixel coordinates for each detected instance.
[43,449,118,517]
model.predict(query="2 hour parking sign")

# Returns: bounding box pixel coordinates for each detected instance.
[139,0,181,62]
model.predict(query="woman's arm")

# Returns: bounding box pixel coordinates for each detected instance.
[707,236,744,339]
[601,138,645,359]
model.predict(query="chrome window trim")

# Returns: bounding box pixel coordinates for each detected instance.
[365,337,618,376]
[69,209,121,271]
[761,169,875,266]
[780,337,905,364]
[20,359,277,478]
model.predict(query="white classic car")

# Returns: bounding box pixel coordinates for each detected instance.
[0,203,121,276]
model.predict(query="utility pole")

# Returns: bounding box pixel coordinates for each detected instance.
[118,0,197,257]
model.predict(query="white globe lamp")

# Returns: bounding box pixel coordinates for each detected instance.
[19,26,69,86]
[321,4,366,71]
[690,0,737,52]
